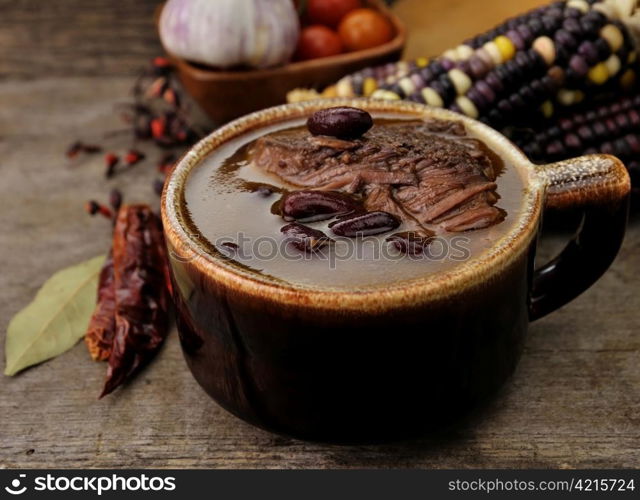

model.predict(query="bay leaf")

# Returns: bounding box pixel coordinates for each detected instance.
[4,255,105,376]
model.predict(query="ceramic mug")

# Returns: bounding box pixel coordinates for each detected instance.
[161,99,630,442]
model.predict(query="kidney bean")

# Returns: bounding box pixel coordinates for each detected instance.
[281,222,333,253]
[281,190,362,222]
[307,107,373,139]
[386,231,435,256]
[329,211,400,237]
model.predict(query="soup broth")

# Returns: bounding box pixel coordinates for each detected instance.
[182,115,528,290]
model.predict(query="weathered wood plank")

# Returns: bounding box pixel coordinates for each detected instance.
[0,0,163,79]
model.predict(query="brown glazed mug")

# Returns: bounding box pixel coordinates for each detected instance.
[161,99,630,442]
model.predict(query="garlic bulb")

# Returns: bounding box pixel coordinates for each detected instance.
[159,0,300,69]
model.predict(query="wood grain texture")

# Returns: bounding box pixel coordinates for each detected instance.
[0,0,639,469]
[0,0,163,79]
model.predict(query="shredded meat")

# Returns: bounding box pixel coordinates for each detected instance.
[250,119,506,233]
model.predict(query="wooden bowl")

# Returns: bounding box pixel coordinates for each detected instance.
[163,0,405,124]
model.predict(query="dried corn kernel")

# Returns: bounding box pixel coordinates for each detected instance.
[600,24,623,52]
[533,36,556,66]
[371,89,401,100]
[398,77,416,96]
[443,49,458,61]
[422,87,444,107]
[588,63,609,85]
[363,77,378,96]
[557,89,577,106]
[322,85,338,98]
[456,96,479,118]
[336,78,354,97]
[604,54,621,77]
[456,45,474,60]
[494,36,516,62]
[567,0,589,14]
[541,100,554,118]
[482,41,502,65]
[287,88,321,103]
[448,69,472,95]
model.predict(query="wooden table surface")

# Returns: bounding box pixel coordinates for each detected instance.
[1,0,639,469]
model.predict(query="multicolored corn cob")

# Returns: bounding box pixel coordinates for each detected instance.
[333,58,430,98]
[288,0,640,187]
[509,91,640,192]
[287,57,431,102]
[519,93,640,161]
[312,0,639,126]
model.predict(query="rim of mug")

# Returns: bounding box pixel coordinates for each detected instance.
[161,98,545,312]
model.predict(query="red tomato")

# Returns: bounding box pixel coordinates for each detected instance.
[295,25,344,61]
[307,0,362,28]
[338,8,394,51]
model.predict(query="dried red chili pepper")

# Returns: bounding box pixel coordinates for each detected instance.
[85,252,116,361]
[100,204,172,398]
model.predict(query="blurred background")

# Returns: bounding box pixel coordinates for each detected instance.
[0,0,545,78]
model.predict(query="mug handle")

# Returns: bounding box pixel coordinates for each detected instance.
[529,154,631,321]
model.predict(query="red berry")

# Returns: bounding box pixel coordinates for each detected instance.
[104,153,119,167]
[152,56,171,69]
[150,117,166,139]
[124,149,145,166]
